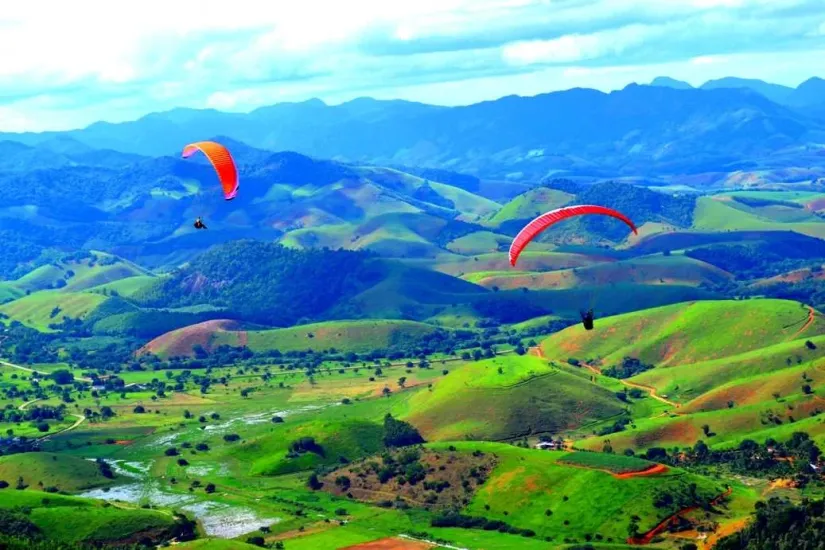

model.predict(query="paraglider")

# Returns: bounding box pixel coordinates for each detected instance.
[581,309,595,331]
[508,204,638,331]
[181,141,239,228]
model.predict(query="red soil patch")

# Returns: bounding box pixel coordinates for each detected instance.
[342,537,434,550]
[614,463,669,479]
[560,461,669,480]
[627,486,732,545]
[634,419,698,448]
[112,440,133,446]
[793,306,816,339]
[138,319,242,358]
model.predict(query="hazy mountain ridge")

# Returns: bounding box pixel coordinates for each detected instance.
[3,78,825,179]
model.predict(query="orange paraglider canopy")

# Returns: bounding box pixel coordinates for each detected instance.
[509,204,638,267]
[181,141,239,200]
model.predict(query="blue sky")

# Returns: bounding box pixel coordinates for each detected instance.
[1,0,824,132]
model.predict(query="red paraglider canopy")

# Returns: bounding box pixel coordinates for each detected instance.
[509,204,638,267]
[181,141,239,200]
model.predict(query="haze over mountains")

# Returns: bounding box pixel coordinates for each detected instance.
[2,75,825,181]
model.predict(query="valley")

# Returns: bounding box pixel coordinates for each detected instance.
[2,78,825,550]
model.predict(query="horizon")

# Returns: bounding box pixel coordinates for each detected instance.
[4,72,823,137]
[2,0,824,133]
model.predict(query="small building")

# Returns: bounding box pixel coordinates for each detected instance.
[535,441,559,450]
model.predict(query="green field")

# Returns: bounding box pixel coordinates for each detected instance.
[558,451,656,474]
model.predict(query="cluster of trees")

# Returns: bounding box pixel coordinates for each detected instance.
[602,357,654,379]
[715,497,825,550]
[0,405,66,424]
[134,241,375,327]
[643,432,823,485]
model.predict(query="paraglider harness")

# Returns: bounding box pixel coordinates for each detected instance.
[194,217,207,230]
[580,309,595,331]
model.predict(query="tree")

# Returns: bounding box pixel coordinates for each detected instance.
[382,386,392,397]
[205,483,216,493]
[398,377,407,388]
[803,384,813,394]
[335,476,351,490]
[133,405,146,414]
[383,413,425,447]
[50,370,74,385]
[307,473,323,490]
[272,415,284,423]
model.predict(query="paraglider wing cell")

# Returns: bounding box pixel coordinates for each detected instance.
[181,141,239,200]
[508,204,638,267]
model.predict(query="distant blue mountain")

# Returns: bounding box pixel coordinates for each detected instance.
[1,79,824,180]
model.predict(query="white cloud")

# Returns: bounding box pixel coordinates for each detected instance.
[0,0,824,132]
[501,24,661,65]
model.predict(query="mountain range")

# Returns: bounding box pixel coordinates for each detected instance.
[2,76,825,181]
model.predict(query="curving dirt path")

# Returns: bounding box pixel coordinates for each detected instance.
[792,305,816,339]
[627,485,732,545]
[580,361,681,409]
[561,461,669,480]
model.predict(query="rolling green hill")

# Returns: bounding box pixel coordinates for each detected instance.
[540,299,824,369]
[0,490,179,546]
[473,254,731,291]
[0,453,116,492]
[436,442,725,543]
[398,355,625,441]
[0,291,107,331]
[141,318,444,358]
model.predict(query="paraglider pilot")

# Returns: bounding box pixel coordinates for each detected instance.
[194,217,207,230]
[580,309,594,331]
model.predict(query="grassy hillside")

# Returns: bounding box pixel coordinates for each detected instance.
[541,299,824,368]
[489,187,576,226]
[232,320,442,354]
[433,442,725,543]
[0,291,107,331]
[474,254,731,290]
[399,355,625,440]
[0,490,178,546]
[142,319,444,358]
[13,251,152,293]
[0,453,116,492]
[693,195,825,238]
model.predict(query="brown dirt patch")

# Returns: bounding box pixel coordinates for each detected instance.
[342,537,434,550]
[138,319,242,358]
[113,440,133,446]
[701,517,749,550]
[322,448,498,511]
